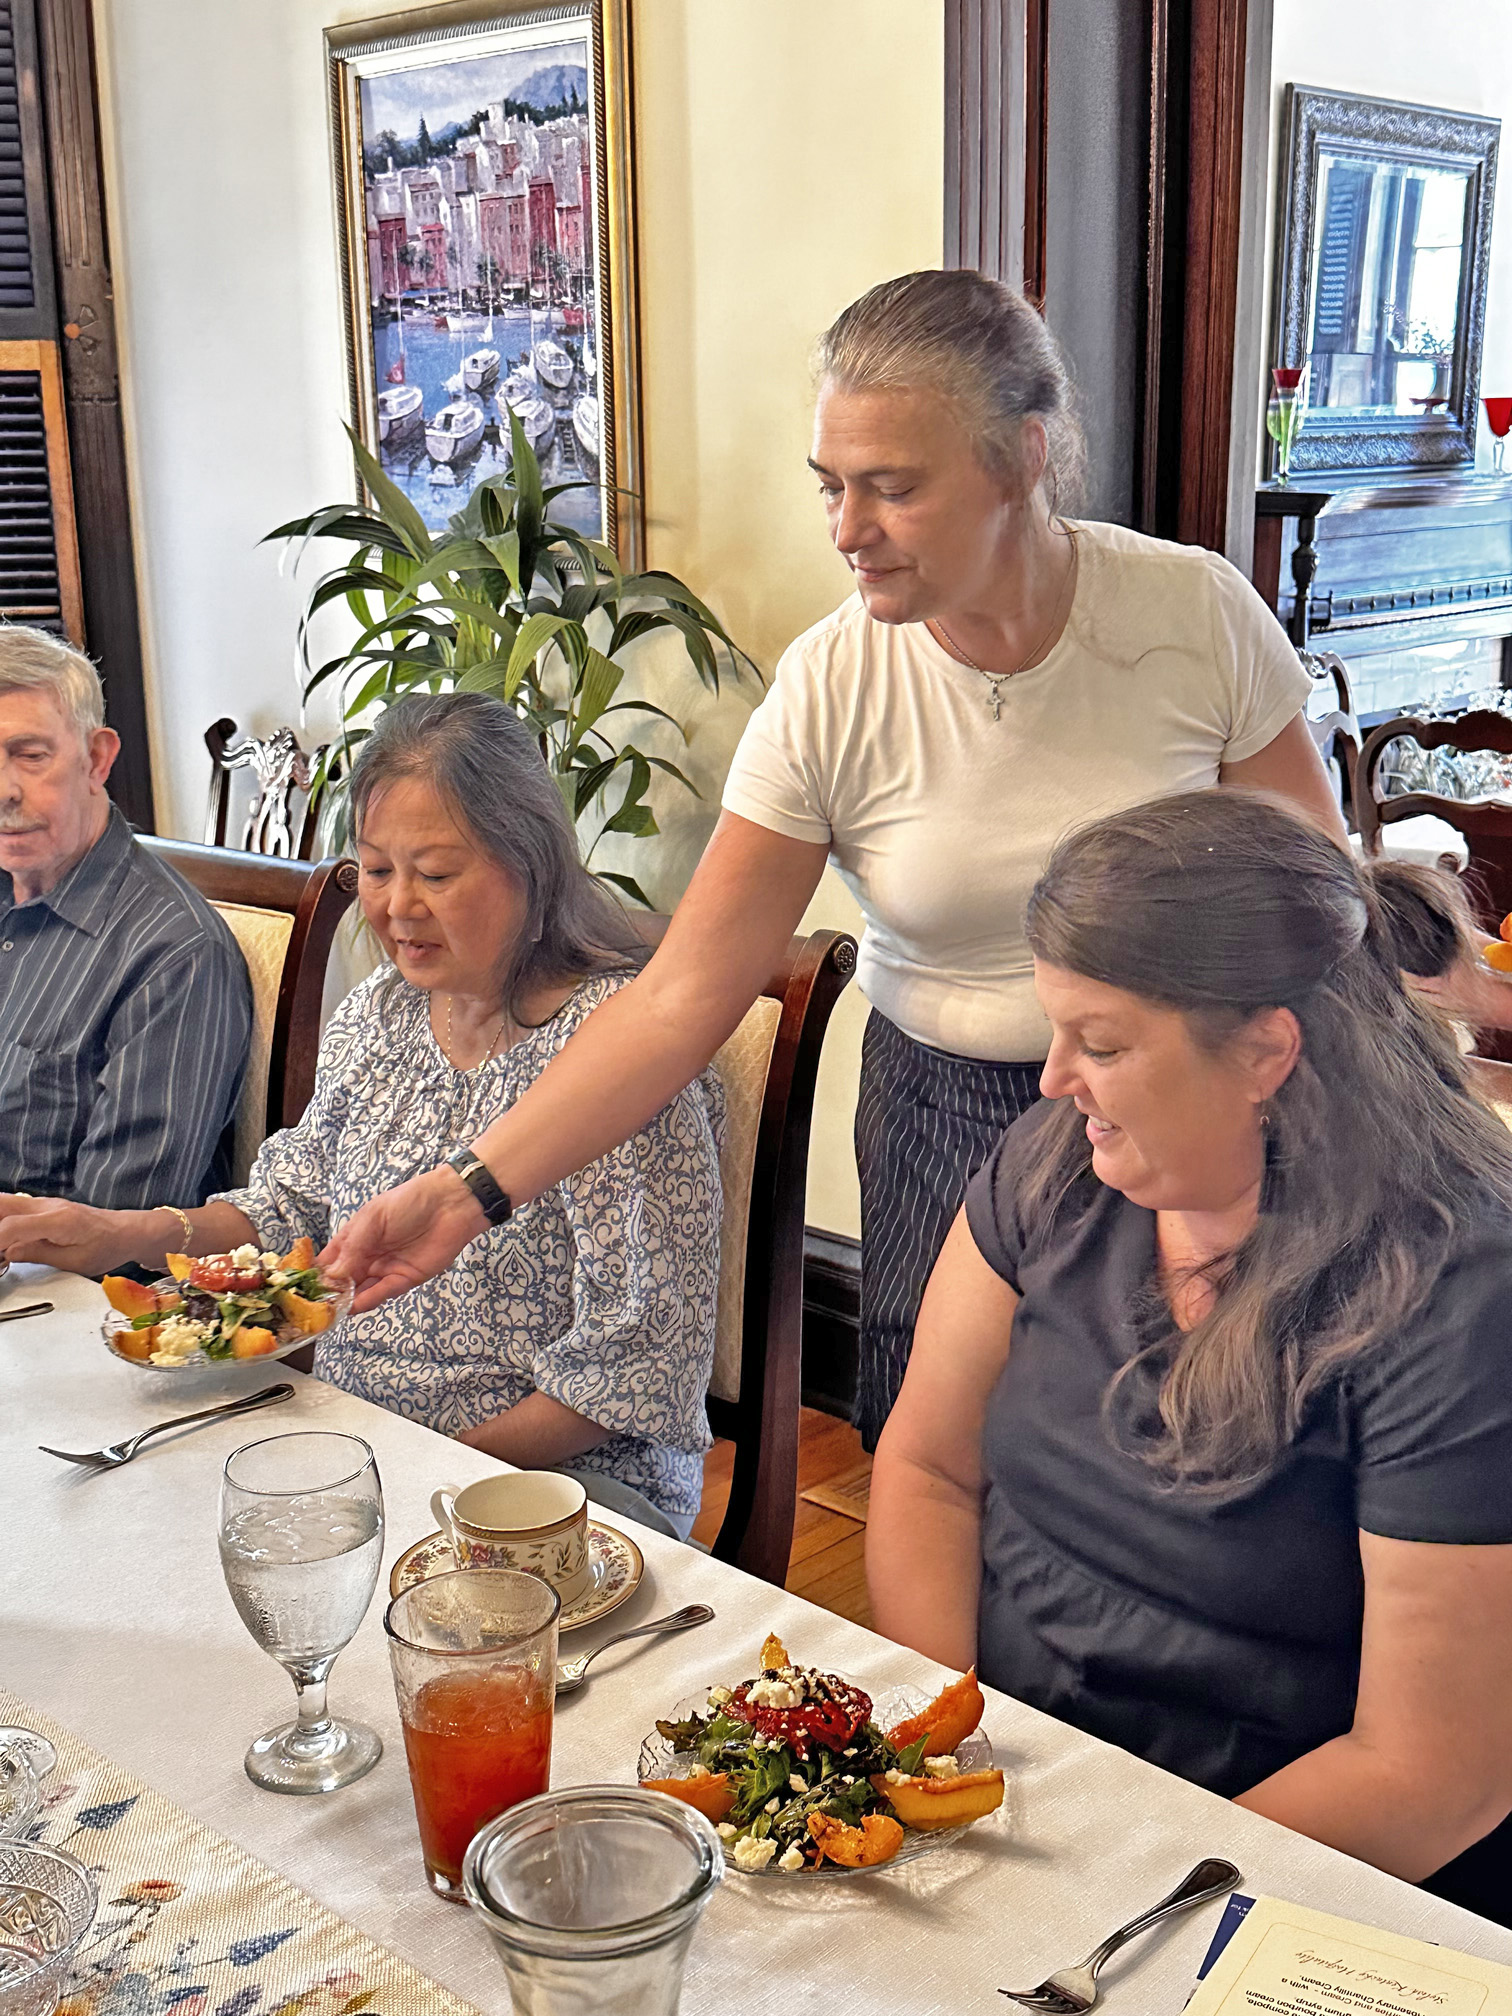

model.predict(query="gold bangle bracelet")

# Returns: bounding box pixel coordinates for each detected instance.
[156,1204,193,1252]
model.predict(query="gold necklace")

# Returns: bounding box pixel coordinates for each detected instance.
[934,527,1079,722]
[442,994,511,1071]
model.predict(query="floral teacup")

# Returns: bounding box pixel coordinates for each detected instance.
[430,1472,592,1607]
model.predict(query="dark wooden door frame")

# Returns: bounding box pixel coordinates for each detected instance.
[944,0,1252,555]
[33,0,154,829]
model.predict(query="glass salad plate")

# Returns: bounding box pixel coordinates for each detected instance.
[101,1275,352,1373]
[636,1680,1001,1881]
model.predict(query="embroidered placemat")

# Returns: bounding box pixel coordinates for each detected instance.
[0,1690,481,2016]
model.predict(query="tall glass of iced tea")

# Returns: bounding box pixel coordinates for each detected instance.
[385,1568,560,1899]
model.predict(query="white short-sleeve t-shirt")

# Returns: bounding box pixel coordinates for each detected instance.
[722,519,1311,1062]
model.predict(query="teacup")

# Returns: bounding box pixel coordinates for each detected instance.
[431,1472,592,1608]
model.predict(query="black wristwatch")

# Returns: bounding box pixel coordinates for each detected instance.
[444,1145,514,1226]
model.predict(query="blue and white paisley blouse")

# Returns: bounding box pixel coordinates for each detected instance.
[215,967,724,1522]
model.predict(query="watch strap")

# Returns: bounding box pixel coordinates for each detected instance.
[445,1146,514,1226]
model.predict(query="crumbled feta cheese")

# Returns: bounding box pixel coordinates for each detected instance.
[707,1685,733,1707]
[747,1675,804,1709]
[716,1823,737,1841]
[148,1314,213,1364]
[731,1835,777,1872]
[884,1768,905,1784]
[258,1251,282,1269]
[267,1269,292,1288]
[777,1845,805,1872]
[842,1747,857,1758]
[763,1797,779,1814]
[841,1775,855,1786]
[751,1736,768,1750]
[923,1755,961,1779]
[686,1763,710,1779]
[229,1244,262,1268]
[788,1774,806,1793]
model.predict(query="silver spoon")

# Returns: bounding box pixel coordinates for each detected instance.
[555,1603,715,1694]
[999,1857,1241,2012]
[38,1383,296,1470]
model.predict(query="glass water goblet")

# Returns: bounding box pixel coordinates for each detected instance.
[218,1431,384,1794]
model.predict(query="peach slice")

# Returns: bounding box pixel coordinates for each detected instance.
[274,1289,335,1335]
[887,1668,985,1758]
[231,1325,280,1359]
[808,1811,904,1868]
[759,1631,789,1672]
[871,1767,1004,1830]
[111,1326,156,1362]
[164,1252,194,1281]
[102,1275,158,1320]
[279,1236,315,1272]
[641,1773,736,1825]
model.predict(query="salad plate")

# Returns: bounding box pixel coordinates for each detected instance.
[636,1633,1004,1878]
[100,1239,350,1372]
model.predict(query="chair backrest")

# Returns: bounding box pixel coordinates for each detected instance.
[204,718,339,861]
[703,927,857,1584]
[1357,710,1512,1063]
[138,838,359,1167]
[623,914,857,1582]
[1301,650,1361,827]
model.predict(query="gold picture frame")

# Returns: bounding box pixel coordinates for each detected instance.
[326,0,642,563]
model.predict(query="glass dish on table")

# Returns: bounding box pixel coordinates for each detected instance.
[218,1431,384,1794]
[385,1568,559,1900]
[101,1240,350,1372]
[0,1842,96,2016]
[636,1631,1005,1878]
[0,1734,57,1845]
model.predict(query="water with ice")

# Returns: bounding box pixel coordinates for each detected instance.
[219,1496,383,1666]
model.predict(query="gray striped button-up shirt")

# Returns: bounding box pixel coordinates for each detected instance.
[0,807,251,1207]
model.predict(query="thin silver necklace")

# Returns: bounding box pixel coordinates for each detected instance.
[934,528,1078,721]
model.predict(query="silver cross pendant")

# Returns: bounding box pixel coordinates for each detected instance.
[987,678,1007,722]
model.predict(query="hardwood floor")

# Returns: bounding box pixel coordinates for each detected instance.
[692,1407,873,1628]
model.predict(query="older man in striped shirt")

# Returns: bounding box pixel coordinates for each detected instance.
[0,628,250,1211]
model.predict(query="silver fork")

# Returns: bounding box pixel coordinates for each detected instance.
[38,1383,296,1470]
[999,1858,1241,2012]
[554,1603,715,1693]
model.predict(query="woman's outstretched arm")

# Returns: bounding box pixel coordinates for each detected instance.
[867,1209,1019,1671]
[324,812,829,1310]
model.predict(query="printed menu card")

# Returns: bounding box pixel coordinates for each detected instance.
[1186,1895,1512,2015]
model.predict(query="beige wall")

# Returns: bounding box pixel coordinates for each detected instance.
[1256,1,1512,480]
[93,0,944,1238]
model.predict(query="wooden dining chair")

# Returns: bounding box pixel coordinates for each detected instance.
[1302,650,1361,828]
[623,918,858,1583]
[138,837,359,1178]
[204,718,341,861]
[1357,709,1512,1062]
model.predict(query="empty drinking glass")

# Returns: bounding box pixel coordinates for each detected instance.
[386,1568,559,1900]
[463,1786,723,2016]
[218,1431,384,1794]
[0,1842,97,2016]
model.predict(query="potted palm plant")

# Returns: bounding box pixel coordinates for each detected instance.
[268,413,756,905]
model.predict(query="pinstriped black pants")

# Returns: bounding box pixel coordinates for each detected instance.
[853,1009,1043,1450]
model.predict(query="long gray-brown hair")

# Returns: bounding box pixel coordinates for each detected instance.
[816,269,1087,513]
[1020,789,1512,1490]
[349,692,646,1024]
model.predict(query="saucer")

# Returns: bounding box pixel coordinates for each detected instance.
[389,1520,644,1631]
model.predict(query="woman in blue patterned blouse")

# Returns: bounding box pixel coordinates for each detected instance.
[0,694,725,1537]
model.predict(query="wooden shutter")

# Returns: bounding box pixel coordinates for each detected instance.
[0,0,83,644]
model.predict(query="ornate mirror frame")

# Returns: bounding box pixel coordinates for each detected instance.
[1273,86,1499,476]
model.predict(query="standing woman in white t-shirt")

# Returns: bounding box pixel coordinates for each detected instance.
[326,270,1342,1450]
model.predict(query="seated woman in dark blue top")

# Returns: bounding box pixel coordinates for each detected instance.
[867,789,1512,1923]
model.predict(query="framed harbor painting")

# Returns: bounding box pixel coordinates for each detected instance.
[327,0,642,559]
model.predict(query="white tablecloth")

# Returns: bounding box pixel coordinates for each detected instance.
[4,1264,1509,2014]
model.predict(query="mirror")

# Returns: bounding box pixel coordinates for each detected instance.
[1274,89,1499,474]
